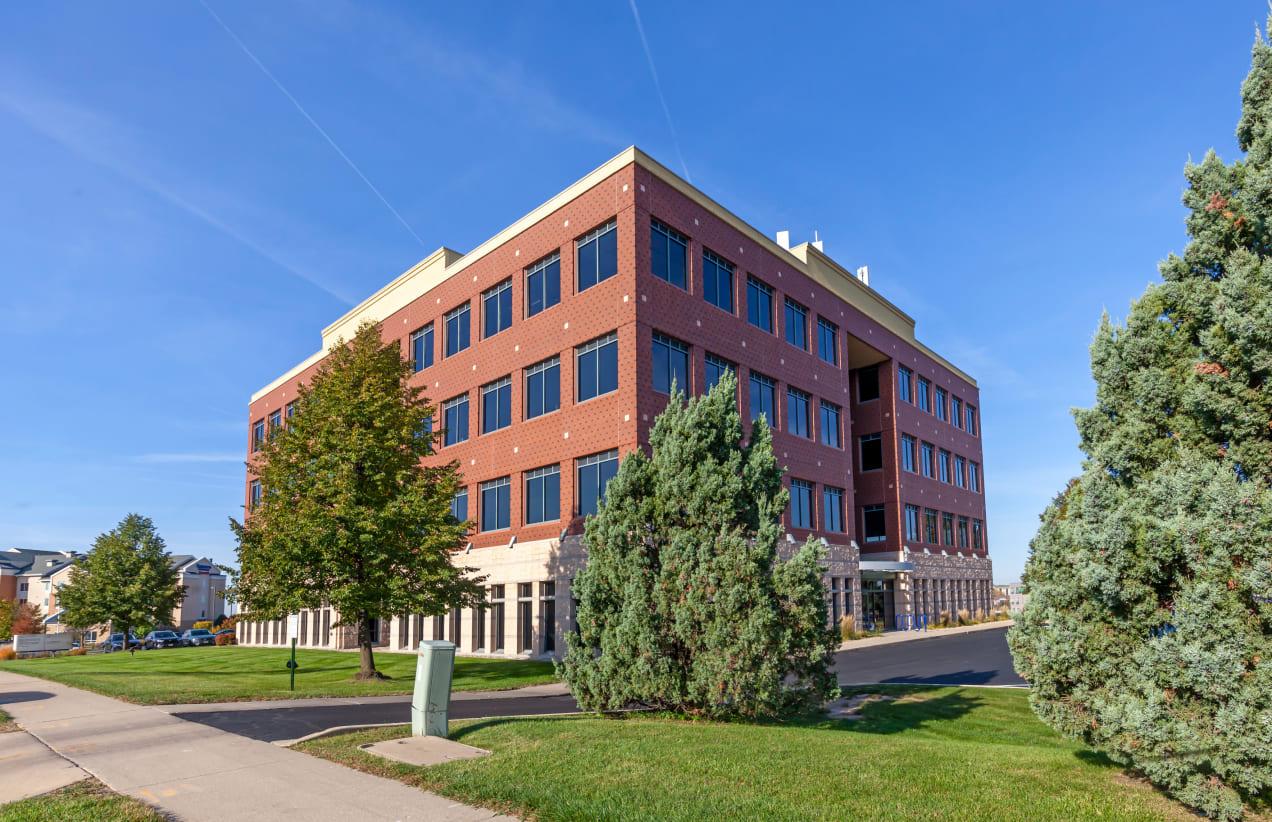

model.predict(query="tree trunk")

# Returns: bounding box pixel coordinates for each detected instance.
[353,610,385,680]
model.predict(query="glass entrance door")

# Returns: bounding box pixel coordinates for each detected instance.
[861,578,894,629]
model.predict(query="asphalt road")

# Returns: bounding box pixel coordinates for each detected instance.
[174,626,1023,743]
[833,625,1025,687]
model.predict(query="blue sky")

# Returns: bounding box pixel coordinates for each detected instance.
[0,1,1263,582]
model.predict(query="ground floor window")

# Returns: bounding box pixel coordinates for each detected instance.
[541,581,556,653]
[861,578,893,626]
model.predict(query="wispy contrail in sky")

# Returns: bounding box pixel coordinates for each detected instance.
[627,0,691,183]
[199,0,427,248]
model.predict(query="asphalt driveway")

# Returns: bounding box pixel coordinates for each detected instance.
[834,624,1025,687]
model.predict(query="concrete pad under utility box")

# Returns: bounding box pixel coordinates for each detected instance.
[360,736,491,768]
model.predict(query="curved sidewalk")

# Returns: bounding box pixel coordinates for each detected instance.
[0,669,513,821]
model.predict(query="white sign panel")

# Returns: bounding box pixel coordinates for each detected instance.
[286,614,300,640]
[13,634,74,654]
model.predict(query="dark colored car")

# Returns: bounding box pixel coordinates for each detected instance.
[143,630,181,649]
[181,629,216,647]
[103,633,142,652]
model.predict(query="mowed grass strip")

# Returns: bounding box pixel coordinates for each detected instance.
[0,708,15,733]
[0,647,555,704]
[298,686,1210,822]
[0,779,164,822]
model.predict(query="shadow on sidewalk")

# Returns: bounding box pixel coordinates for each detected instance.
[0,690,56,705]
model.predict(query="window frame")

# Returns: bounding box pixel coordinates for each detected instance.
[576,219,618,292]
[924,508,939,543]
[790,479,814,529]
[898,366,913,403]
[954,456,967,488]
[749,372,777,429]
[702,249,735,313]
[652,332,690,395]
[524,464,561,526]
[938,449,951,483]
[904,504,921,542]
[817,317,839,366]
[966,405,979,436]
[859,432,884,472]
[444,302,471,358]
[784,297,808,350]
[410,323,434,373]
[746,276,774,332]
[480,476,511,532]
[862,504,887,543]
[251,420,265,452]
[577,448,620,518]
[901,434,916,472]
[480,376,512,435]
[941,512,955,546]
[969,462,981,493]
[525,252,562,318]
[576,332,619,403]
[450,487,468,523]
[442,394,470,447]
[916,376,931,412]
[482,279,513,339]
[704,352,736,394]
[819,400,842,448]
[525,356,561,420]
[823,486,845,533]
[649,218,688,289]
[786,387,811,439]
[920,442,935,478]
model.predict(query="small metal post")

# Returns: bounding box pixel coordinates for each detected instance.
[289,638,297,691]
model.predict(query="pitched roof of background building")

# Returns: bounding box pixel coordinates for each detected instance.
[0,548,78,576]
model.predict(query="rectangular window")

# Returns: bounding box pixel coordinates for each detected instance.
[951,397,963,429]
[787,388,811,438]
[525,465,561,525]
[860,433,883,472]
[483,279,513,339]
[480,477,511,532]
[941,512,955,546]
[972,519,984,550]
[966,405,979,436]
[475,589,486,650]
[898,366,913,403]
[969,462,981,493]
[858,366,880,403]
[251,420,265,452]
[652,332,690,394]
[577,219,618,292]
[749,372,777,428]
[443,394,469,446]
[916,376,931,412]
[268,410,282,438]
[518,583,533,654]
[541,581,556,654]
[954,456,967,488]
[704,353,735,394]
[790,480,814,529]
[784,298,808,350]
[934,387,948,421]
[957,516,970,549]
[823,486,845,533]
[904,504,921,542]
[901,434,916,472]
[702,249,734,313]
[938,449,951,483]
[450,488,468,523]
[445,303,470,357]
[410,324,434,373]
[817,317,838,365]
[526,253,561,317]
[650,219,687,289]
[863,505,887,543]
[746,276,773,332]
[285,401,297,423]
[924,508,939,543]
[525,357,561,419]
[819,401,841,448]
[577,332,619,402]
[921,442,935,478]
[577,449,620,518]
[481,377,512,434]
[490,585,505,653]
[249,480,262,510]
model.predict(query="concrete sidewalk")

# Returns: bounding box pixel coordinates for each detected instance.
[0,670,514,821]
[0,728,87,804]
[836,619,1014,651]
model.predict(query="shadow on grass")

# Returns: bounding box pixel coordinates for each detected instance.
[825,685,983,735]
[875,670,1006,686]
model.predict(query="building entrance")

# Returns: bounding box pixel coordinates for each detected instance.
[861,578,894,629]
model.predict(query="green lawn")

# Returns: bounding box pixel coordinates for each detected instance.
[298,685,1227,822]
[0,708,14,733]
[0,647,555,704]
[0,780,164,822]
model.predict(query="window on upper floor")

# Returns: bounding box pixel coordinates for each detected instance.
[898,365,913,403]
[249,480,262,510]
[442,394,469,447]
[650,219,688,289]
[901,434,916,472]
[860,433,883,472]
[450,488,468,523]
[745,276,773,332]
[445,303,470,357]
[704,353,736,394]
[784,298,808,350]
[481,377,512,434]
[957,516,970,549]
[824,486,845,533]
[941,512,955,546]
[966,405,979,436]
[702,249,734,313]
[526,253,561,318]
[790,479,814,529]
[525,465,561,525]
[480,477,511,532]
[863,504,887,543]
[905,504,921,542]
[973,519,984,550]
[652,332,690,394]
[577,332,618,402]
[251,420,265,452]
[924,508,938,543]
[938,449,951,483]
[819,400,841,448]
[934,387,948,422]
[268,410,282,438]
[525,357,561,420]
[921,442,935,478]
[578,449,620,518]
[410,324,434,373]
[969,462,981,493]
[787,388,811,438]
[817,317,838,365]
[916,376,931,412]
[954,456,967,488]
[577,219,618,292]
[483,279,513,339]
[858,365,880,403]
[951,396,963,429]
[749,372,777,428]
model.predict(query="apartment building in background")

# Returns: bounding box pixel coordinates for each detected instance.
[237,147,993,657]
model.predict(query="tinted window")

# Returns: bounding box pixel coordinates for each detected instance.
[858,366,880,402]
[705,354,735,394]
[451,488,468,522]
[863,505,886,543]
[577,220,618,291]
[577,333,618,402]
[703,250,734,312]
[578,449,619,517]
[790,480,814,529]
[650,219,687,289]
[817,318,838,365]
[749,373,776,428]
[860,433,883,471]
[898,366,913,403]
[526,357,560,419]
[483,280,513,338]
[823,486,845,532]
[443,395,469,446]
[526,253,561,317]
[481,477,510,531]
[445,304,470,357]
[410,324,434,372]
[784,299,808,350]
[819,401,841,448]
[652,333,689,394]
[787,388,810,438]
[481,377,512,434]
[525,465,561,525]
[747,277,773,331]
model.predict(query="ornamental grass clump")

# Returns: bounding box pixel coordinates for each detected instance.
[1009,21,1272,820]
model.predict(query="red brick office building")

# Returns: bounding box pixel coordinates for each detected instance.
[237,147,993,656]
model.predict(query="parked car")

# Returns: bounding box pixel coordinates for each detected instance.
[181,629,216,647]
[213,628,237,645]
[103,633,142,652]
[143,630,182,650]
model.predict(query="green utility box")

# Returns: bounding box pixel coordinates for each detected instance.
[412,640,456,737]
